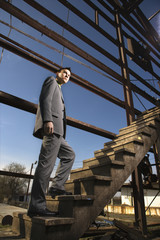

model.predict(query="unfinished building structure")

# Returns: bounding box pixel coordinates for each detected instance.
[0,0,160,239]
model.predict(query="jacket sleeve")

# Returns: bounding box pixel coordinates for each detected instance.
[39,76,57,123]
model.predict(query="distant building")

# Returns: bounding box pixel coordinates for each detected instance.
[121,183,160,208]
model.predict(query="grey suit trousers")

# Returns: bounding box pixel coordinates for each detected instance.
[29,133,75,211]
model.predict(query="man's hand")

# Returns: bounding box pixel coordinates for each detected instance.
[44,122,54,135]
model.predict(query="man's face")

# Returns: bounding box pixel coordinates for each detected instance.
[56,69,71,85]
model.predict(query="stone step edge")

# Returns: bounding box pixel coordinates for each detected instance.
[118,121,157,136]
[135,111,160,122]
[13,212,75,226]
[71,159,126,175]
[110,128,152,144]
[119,116,160,135]
[135,107,160,119]
[94,147,136,158]
[98,137,143,154]
[103,137,144,150]
[134,116,160,125]
[66,175,112,184]
[135,109,160,122]
[136,106,160,117]
[46,194,95,201]
[82,148,135,165]
[119,120,158,135]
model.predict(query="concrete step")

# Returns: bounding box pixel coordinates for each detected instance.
[94,147,135,164]
[135,108,160,121]
[10,107,160,240]
[65,175,112,195]
[119,119,159,136]
[104,137,144,151]
[46,195,95,218]
[70,158,125,180]
[12,211,75,240]
[95,138,143,157]
[134,114,160,126]
[136,114,160,124]
[84,152,122,166]
[134,107,160,120]
[113,126,153,145]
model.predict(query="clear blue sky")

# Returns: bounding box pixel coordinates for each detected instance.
[0,0,160,175]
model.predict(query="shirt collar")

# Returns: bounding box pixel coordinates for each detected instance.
[56,80,61,88]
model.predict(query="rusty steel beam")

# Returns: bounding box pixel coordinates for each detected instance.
[101,0,160,53]
[126,48,160,83]
[0,38,57,73]
[0,1,159,107]
[0,90,37,114]
[57,0,116,41]
[134,7,160,47]
[124,35,160,68]
[0,0,122,82]
[115,12,147,236]
[0,37,127,111]
[115,12,135,125]
[0,38,157,110]
[64,0,160,80]
[129,68,160,97]
[24,0,119,65]
[84,0,114,16]
[0,170,55,181]
[95,10,99,25]
[0,37,143,115]
[0,170,34,179]
[121,19,160,61]
[55,0,160,86]
[0,91,117,139]
[0,33,60,69]
[130,82,158,106]
[67,116,117,139]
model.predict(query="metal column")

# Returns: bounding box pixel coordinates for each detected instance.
[115,11,147,235]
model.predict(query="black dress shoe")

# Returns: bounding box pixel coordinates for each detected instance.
[49,187,72,199]
[27,208,59,218]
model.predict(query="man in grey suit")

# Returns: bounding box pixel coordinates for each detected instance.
[28,67,75,217]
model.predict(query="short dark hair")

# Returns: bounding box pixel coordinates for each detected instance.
[56,67,71,73]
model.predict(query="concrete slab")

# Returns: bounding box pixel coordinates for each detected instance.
[0,203,27,224]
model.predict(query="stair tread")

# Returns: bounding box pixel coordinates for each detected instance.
[26,215,75,226]
[32,217,75,226]
[95,146,136,157]
[13,211,75,226]
[103,123,158,149]
[66,175,112,183]
[71,160,125,174]
[46,194,95,201]
[135,108,160,120]
[134,114,160,123]
[119,116,160,134]
[12,107,160,240]
[119,123,156,135]
[137,106,160,117]
[102,137,143,150]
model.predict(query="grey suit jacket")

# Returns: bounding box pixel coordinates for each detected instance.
[33,76,66,139]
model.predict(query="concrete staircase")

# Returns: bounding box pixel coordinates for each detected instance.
[12,107,160,239]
